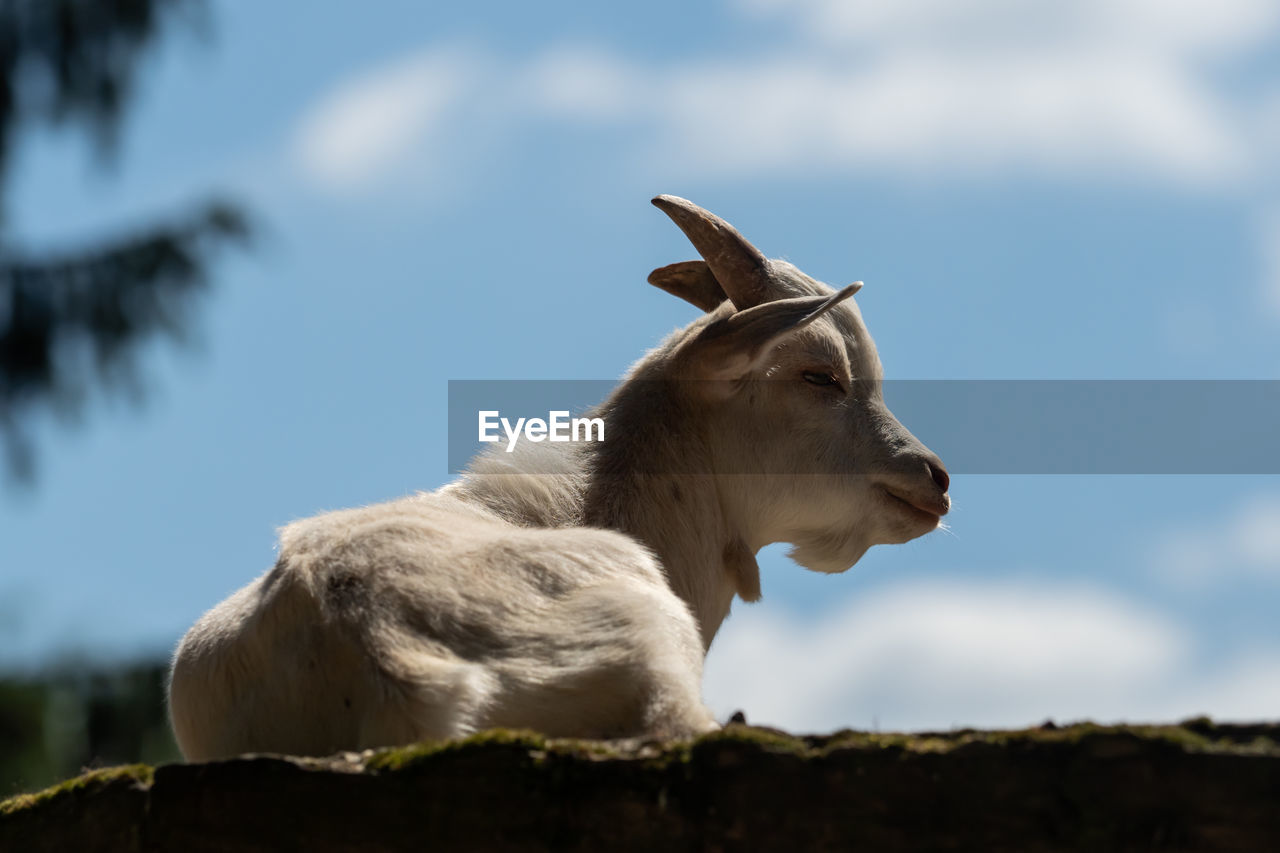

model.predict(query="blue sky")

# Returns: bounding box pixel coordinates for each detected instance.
[2,0,1278,730]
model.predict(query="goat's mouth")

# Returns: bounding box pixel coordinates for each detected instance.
[879,485,948,526]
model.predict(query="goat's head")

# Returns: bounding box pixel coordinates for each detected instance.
[647,194,949,573]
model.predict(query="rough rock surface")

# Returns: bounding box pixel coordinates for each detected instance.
[2,720,1278,852]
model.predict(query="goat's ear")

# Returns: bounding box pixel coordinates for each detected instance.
[684,284,861,382]
[648,260,729,312]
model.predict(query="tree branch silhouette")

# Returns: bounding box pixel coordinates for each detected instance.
[0,0,249,482]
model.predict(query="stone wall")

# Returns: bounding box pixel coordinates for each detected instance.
[2,721,1277,852]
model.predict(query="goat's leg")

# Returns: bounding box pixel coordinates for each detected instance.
[483,578,718,739]
[354,645,499,750]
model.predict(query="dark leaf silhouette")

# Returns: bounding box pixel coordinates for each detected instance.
[0,0,248,481]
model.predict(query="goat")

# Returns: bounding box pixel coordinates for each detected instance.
[168,196,950,760]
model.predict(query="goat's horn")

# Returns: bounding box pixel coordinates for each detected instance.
[652,195,773,309]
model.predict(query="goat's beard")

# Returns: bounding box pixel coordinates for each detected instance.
[787,528,871,575]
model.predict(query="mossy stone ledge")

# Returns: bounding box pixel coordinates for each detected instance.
[2,721,1278,852]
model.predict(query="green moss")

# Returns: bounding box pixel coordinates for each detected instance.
[10,719,1268,821]
[695,725,810,755]
[363,722,1279,776]
[1239,736,1280,754]
[646,739,693,769]
[1127,724,1214,750]
[802,721,1280,758]
[822,731,954,752]
[366,729,550,772]
[0,763,153,817]
[694,726,1030,757]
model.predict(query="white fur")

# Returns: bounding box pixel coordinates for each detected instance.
[168,198,950,760]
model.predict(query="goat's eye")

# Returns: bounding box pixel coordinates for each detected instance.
[803,371,838,388]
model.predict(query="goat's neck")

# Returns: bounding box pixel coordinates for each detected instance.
[454,387,759,651]
[584,472,745,650]
[578,386,757,650]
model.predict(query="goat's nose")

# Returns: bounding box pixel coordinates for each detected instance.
[928,459,950,493]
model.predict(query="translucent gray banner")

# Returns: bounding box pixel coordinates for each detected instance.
[447,380,1280,474]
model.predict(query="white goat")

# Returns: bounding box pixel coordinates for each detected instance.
[168,196,950,760]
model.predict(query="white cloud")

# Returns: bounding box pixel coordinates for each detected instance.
[705,578,1280,731]
[286,2,1280,191]
[736,0,1279,57]
[1151,494,1280,587]
[511,0,1273,187]
[524,47,648,121]
[1168,653,1280,719]
[637,51,1244,185]
[1257,210,1280,319]
[703,579,1198,731]
[293,48,480,191]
